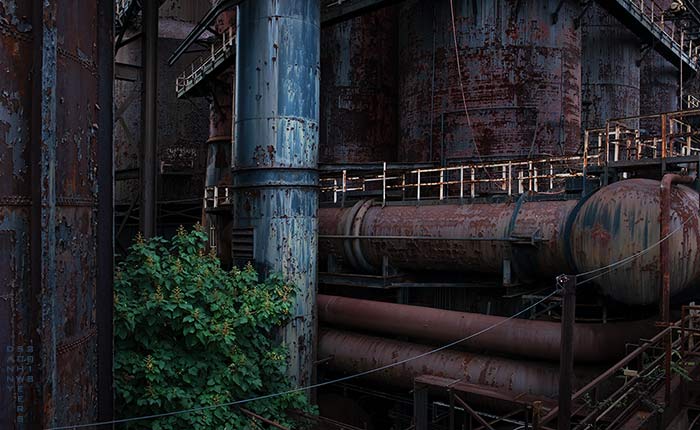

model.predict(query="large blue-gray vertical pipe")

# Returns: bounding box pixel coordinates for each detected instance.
[234,0,320,387]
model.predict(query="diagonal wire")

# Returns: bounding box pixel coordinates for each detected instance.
[46,291,558,430]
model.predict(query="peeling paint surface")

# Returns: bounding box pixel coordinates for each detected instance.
[234,0,319,388]
[0,0,109,427]
[398,0,581,163]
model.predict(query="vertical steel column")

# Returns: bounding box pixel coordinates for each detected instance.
[234,0,320,387]
[413,381,429,430]
[557,274,576,430]
[96,0,114,421]
[140,0,158,237]
[31,1,59,426]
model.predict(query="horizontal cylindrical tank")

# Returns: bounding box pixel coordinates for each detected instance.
[570,179,700,305]
[319,329,590,398]
[318,295,656,362]
[319,179,700,305]
[398,0,581,163]
[581,2,640,129]
[320,7,398,163]
[319,197,577,281]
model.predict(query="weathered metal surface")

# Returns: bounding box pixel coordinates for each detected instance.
[234,0,319,387]
[397,0,581,163]
[570,178,700,305]
[317,294,656,363]
[640,49,678,131]
[95,0,114,421]
[320,178,700,304]
[659,174,693,322]
[114,26,209,208]
[319,329,590,398]
[581,2,640,129]
[141,0,158,237]
[318,198,577,281]
[0,0,111,427]
[320,6,398,163]
[640,0,678,134]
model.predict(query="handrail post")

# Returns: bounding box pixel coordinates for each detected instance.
[382,162,387,206]
[557,274,576,430]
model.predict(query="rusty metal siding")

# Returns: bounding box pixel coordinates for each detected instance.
[320,6,398,164]
[0,0,36,426]
[234,0,319,387]
[0,0,111,427]
[640,0,678,132]
[398,0,582,163]
[113,32,209,207]
[581,2,640,129]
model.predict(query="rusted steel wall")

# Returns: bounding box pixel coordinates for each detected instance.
[570,179,700,305]
[639,0,678,132]
[318,295,655,362]
[0,0,112,427]
[581,2,640,129]
[320,6,398,163]
[318,198,577,281]
[113,23,209,208]
[234,0,319,387]
[398,0,581,163]
[319,329,591,398]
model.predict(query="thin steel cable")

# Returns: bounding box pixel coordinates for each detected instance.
[46,291,558,430]
[575,215,694,282]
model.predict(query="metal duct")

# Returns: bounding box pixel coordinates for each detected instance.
[318,295,656,363]
[319,329,592,398]
[234,0,320,387]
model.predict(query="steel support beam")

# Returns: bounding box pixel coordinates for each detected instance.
[140,0,158,237]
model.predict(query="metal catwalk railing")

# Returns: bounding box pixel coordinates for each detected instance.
[584,109,700,165]
[175,26,235,98]
[540,305,700,430]
[203,109,700,209]
[318,155,595,205]
[621,0,700,71]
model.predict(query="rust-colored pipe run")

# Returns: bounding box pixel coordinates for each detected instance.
[659,173,695,404]
[319,329,593,399]
[320,179,700,305]
[318,295,654,363]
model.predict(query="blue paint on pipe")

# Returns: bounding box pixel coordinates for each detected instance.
[234,0,319,387]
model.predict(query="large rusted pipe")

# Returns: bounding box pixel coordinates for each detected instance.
[318,295,654,363]
[320,179,700,305]
[319,197,577,281]
[319,329,592,398]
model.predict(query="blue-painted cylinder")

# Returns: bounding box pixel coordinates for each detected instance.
[234,0,319,387]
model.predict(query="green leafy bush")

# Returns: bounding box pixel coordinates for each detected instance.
[114,226,314,429]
